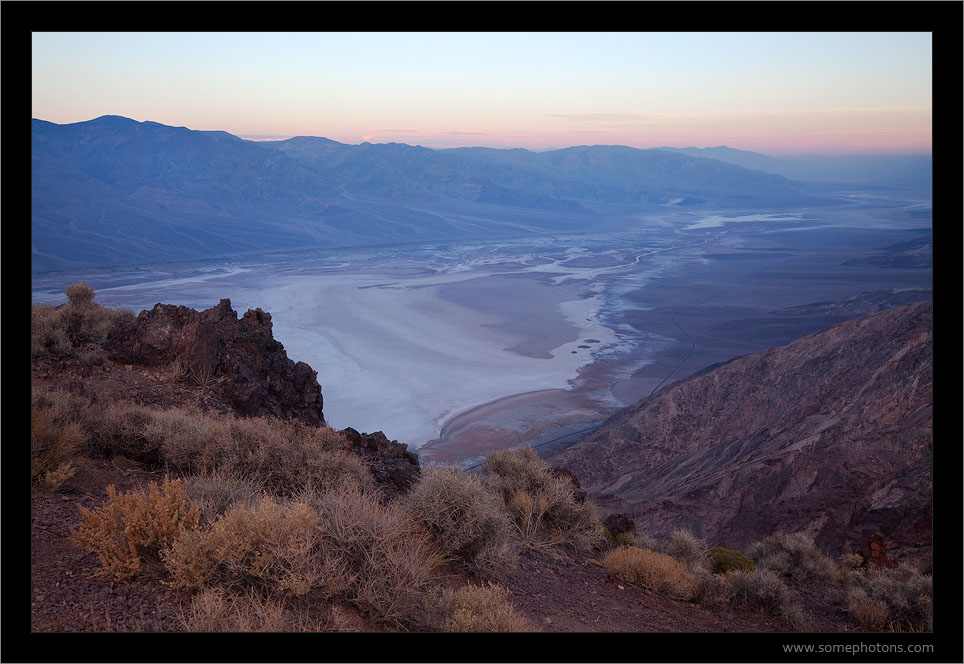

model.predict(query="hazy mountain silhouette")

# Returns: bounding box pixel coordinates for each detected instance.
[34,116,823,272]
[658,146,932,189]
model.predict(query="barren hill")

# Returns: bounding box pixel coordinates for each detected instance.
[552,301,932,567]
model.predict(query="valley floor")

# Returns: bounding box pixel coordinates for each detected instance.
[31,199,932,468]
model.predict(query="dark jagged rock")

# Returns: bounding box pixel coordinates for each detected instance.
[553,301,932,564]
[338,427,421,499]
[106,298,324,425]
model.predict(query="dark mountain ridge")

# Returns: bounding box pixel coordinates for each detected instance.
[552,301,932,568]
[33,116,822,273]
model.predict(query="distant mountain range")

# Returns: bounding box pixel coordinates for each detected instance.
[32,116,832,273]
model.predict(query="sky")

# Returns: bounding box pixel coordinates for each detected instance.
[31,32,932,155]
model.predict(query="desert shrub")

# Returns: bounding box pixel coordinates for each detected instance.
[847,588,891,630]
[614,531,636,546]
[146,410,363,496]
[707,546,756,575]
[41,462,78,492]
[604,528,639,547]
[87,403,365,496]
[726,568,800,622]
[31,304,73,360]
[71,476,201,582]
[31,403,86,488]
[482,445,602,552]
[181,469,264,525]
[690,567,735,607]
[844,564,932,631]
[31,387,100,490]
[142,407,224,472]
[315,487,444,629]
[664,527,708,570]
[748,532,835,582]
[165,496,347,599]
[65,282,96,305]
[32,285,134,361]
[178,587,322,633]
[430,583,537,632]
[603,546,695,600]
[841,553,865,571]
[89,402,164,464]
[402,465,516,578]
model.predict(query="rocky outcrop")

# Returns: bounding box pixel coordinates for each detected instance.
[552,301,932,562]
[106,298,324,425]
[338,427,421,500]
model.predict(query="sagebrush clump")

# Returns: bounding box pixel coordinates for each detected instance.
[482,445,602,552]
[402,465,516,578]
[43,396,363,497]
[31,403,85,490]
[725,567,807,628]
[430,583,537,632]
[843,564,932,631]
[178,587,323,633]
[31,284,134,362]
[313,487,445,629]
[748,532,835,582]
[664,527,708,570]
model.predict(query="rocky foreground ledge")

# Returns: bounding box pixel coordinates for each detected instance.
[105,298,325,425]
[100,298,419,496]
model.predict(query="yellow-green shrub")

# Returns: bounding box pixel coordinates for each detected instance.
[707,546,756,574]
[71,477,200,582]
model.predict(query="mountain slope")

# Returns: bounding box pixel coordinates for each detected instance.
[552,301,932,563]
[33,116,820,272]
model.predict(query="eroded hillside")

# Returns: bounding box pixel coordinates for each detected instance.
[553,301,933,569]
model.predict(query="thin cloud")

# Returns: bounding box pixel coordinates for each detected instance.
[546,112,647,122]
[369,128,420,132]
[442,130,488,135]
[546,108,929,122]
[239,134,294,140]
